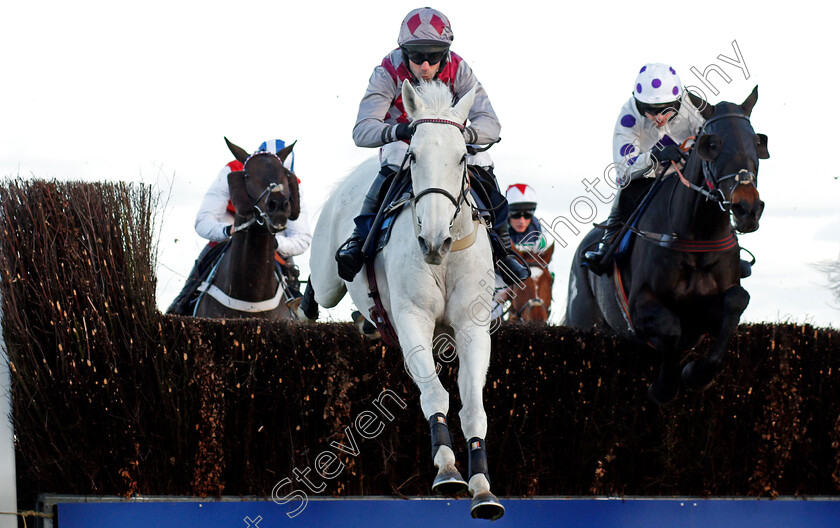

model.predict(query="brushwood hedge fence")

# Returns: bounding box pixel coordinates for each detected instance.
[1,180,839,509]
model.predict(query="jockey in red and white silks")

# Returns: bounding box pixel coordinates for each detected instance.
[195,158,312,257]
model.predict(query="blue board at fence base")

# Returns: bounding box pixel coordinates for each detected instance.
[57,498,840,528]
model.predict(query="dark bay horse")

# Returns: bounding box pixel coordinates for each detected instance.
[565,87,769,404]
[194,138,300,320]
[507,243,554,323]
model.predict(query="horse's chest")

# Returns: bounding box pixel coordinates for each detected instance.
[671,263,725,300]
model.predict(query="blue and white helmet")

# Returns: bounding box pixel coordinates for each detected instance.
[633,63,682,105]
[257,139,294,171]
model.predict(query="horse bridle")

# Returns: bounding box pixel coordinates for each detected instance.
[233,151,290,235]
[512,296,548,321]
[407,118,470,229]
[693,112,759,211]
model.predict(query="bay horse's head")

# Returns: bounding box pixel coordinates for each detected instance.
[402,80,475,264]
[508,244,555,324]
[689,86,769,233]
[224,137,300,234]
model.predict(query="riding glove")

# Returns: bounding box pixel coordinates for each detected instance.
[395,122,414,141]
[651,144,685,164]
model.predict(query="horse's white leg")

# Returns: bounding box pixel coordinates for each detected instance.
[454,324,491,484]
[392,308,466,495]
[453,323,504,519]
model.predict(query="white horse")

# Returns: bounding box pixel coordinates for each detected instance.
[301,80,504,520]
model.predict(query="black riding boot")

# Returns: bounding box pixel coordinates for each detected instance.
[335,168,392,282]
[166,264,202,315]
[582,187,631,275]
[298,279,319,320]
[493,222,531,285]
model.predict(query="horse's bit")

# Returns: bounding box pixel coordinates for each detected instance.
[693,112,759,212]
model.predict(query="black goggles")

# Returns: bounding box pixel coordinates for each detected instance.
[636,100,681,117]
[403,48,448,65]
[510,211,533,220]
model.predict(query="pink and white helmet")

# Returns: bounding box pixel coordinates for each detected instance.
[398,7,454,48]
[633,63,682,105]
[506,184,537,212]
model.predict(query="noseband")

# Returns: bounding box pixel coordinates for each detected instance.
[695,112,758,211]
[408,118,470,229]
[233,151,289,235]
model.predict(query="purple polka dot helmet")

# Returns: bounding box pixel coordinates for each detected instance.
[633,63,683,106]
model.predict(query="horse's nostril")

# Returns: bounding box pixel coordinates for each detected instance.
[731,202,747,217]
[417,237,429,254]
[267,197,287,214]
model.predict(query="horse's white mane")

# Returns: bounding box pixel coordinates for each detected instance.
[411,81,457,119]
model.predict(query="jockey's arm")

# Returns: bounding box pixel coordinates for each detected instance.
[353,66,402,148]
[275,202,312,257]
[195,165,234,242]
[453,61,501,146]
[612,106,657,186]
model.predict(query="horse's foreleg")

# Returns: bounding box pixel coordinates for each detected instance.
[683,285,749,391]
[454,327,504,520]
[634,295,682,405]
[395,312,464,495]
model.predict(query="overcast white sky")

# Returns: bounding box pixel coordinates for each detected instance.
[2,1,838,328]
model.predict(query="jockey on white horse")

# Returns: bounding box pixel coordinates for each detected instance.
[329,6,529,295]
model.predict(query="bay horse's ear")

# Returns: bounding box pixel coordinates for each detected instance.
[696,134,723,161]
[756,133,770,159]
[687,89,714,121]
[741,85,759,117]
[402,80,423,119]
[287,171,301,221]
[225,137,250,164]
[227,171,251,216]
[540,241,555,266]
[278,140,297,165]
[452,84,476,124]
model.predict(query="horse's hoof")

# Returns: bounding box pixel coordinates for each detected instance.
[432,467,468,497]
[470,491,505,521]
[352,310,381,339]
[648,382,678,406]
[682,361,715,392]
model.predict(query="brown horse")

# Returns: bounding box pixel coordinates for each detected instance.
[194,138,300,320]
[506,243,555,323]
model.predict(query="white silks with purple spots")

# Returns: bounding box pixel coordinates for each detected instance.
[633,63,683,104]
[612,65,706,185]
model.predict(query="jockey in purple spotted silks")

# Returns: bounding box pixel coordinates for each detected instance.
[333,7,530,286]
[583,63,706,273]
